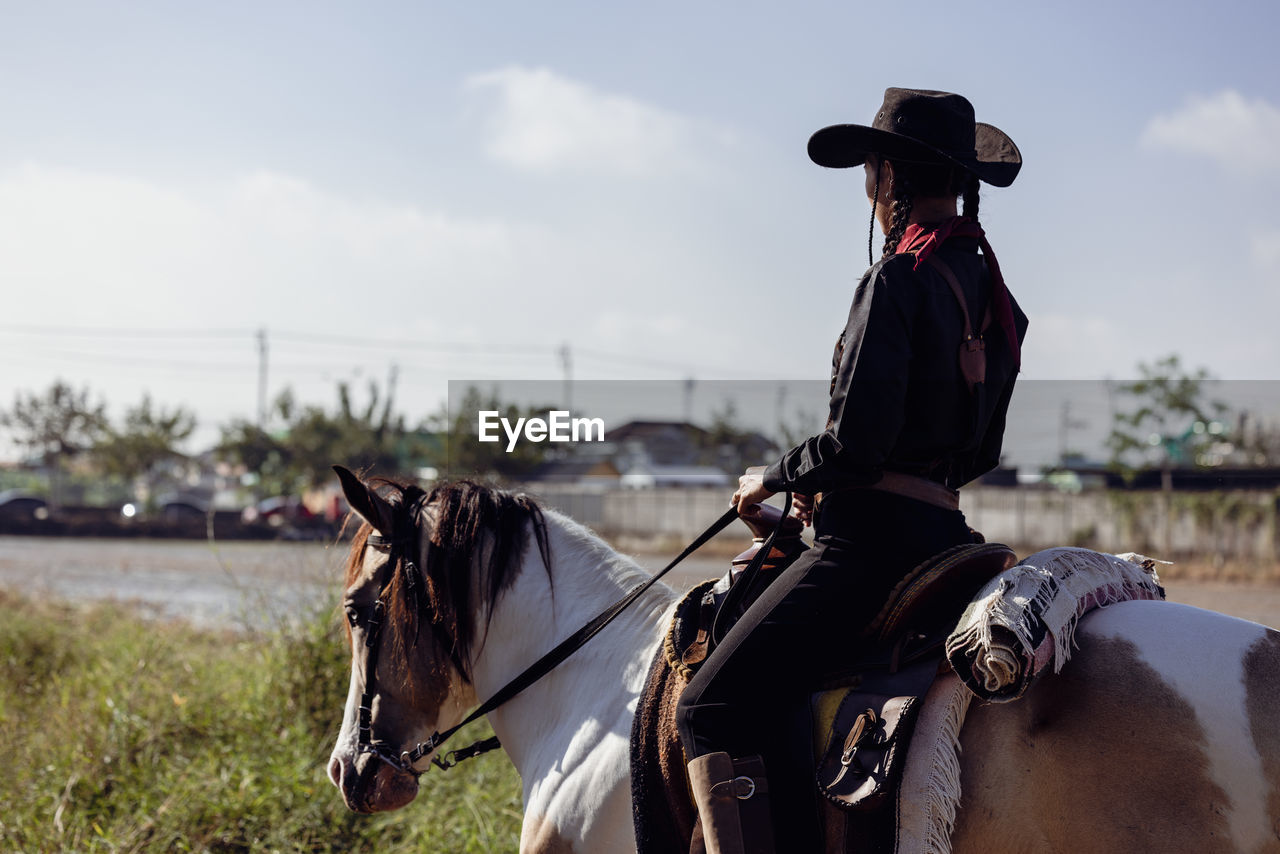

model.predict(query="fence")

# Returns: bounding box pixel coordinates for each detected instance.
[522,484,1280,562]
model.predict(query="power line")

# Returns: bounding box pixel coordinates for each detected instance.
[0,323,766,378]
[0,323,548,357]
[575,347,756,377]
[0,324,250,340]
[270,330,547,357]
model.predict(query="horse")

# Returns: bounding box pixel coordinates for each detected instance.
[325,469,1280,853]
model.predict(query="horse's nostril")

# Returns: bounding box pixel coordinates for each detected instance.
[328,756,344,788]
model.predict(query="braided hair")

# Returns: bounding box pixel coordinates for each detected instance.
[877,160,976,260]
[867,165,881,265]
[881,177,915,260]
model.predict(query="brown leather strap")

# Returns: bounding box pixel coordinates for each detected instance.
[863,471,960,511]
[817,472,961,512]
[924,253,993,342]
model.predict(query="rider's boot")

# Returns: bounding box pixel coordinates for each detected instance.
[687,752,776,854]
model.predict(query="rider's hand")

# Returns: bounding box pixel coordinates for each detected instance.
[792,493,814,527]
[731,466,775,511]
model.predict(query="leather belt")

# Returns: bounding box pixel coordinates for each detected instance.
[820,471,960,513]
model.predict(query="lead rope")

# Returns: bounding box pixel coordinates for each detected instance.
[389,504,746,775]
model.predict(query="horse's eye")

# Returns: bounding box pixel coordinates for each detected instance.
[345,606,360,627]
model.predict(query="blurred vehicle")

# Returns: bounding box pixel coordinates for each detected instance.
[241,496,330,540]
[121,493,210,522]
[241,496,314,526]
[157,493,210,521]
[0,490,50,521]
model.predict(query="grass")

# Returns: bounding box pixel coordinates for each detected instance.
[0,590,523,853]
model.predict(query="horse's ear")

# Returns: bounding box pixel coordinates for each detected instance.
[333,465,396,534]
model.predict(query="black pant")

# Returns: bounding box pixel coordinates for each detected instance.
[675,491,972,852]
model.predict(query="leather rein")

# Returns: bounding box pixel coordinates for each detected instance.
[349,497,764,777]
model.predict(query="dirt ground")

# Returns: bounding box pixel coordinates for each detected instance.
[2,535,1279,630]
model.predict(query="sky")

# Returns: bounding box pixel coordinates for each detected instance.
[2,0,1279,461]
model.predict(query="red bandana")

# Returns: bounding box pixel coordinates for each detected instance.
[895,216,1020,368]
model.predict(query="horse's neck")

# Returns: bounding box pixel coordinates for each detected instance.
[470,512,677,848]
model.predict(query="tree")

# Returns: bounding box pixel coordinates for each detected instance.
[217,381,437,496]
[442,386,557,480]
[93,395,197,504]
[0,380,108,506]
[1106,354,1229,475]
[287,381,414,488]
[776,408,824,454]
[1232,411,1280,467]
[217,417,296,499]
[700,399,779,475]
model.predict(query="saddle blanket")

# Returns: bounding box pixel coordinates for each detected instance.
[945,547,1167,703]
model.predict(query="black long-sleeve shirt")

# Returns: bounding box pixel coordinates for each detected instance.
[762,236,1028,495]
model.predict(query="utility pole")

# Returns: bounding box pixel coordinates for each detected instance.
[559,343,572,414]
[776,383,789,445]
[384,362,400,431]
[257,328,269,428]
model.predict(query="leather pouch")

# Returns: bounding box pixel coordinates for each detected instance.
[958,338,987,391]
[812,654,938,813]
[815,690,922,811]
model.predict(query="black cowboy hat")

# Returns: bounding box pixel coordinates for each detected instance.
[808,88,1021,187]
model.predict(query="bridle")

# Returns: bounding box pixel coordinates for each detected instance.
[350,530,425,774]
[347,491,485,777]
[348,492,784,778]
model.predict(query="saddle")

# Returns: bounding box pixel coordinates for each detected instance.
[633,513,1015,854]
[806,541,1015,853]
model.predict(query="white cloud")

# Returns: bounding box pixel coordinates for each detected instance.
[0,162,769,434]
[225,170,531,283]
[464,66,715,176]
[0,163,569,422]
[1140,90,1280,175]
[0,164,544,331]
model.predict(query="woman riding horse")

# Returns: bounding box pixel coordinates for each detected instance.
[675,88,1029,853]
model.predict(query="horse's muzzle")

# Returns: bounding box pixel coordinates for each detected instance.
[329,750,420,813]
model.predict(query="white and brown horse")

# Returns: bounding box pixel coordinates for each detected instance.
[326,471,1280,853]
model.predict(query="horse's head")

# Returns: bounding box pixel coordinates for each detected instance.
[326,466,546,813]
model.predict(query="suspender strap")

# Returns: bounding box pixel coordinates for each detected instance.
[925,253,992,391]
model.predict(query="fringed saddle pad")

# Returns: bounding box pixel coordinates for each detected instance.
[665,576,727,677]
[945,547,1167,703]
[631,577,723,854]
[895,671,972,854]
